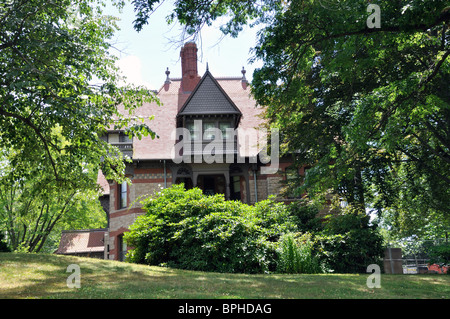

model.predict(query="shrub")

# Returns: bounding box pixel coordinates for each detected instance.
[276,233,325,274]
[125,184,297,273]
[125,184,385,274]
[428,243,450,265]
[287,200,323,233]
[315,207,384,273]
[0,233,10,252]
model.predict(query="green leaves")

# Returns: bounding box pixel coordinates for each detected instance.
[276,233,325,274]
[131,0,282,37]
[315,208,384,273]
[130,0,450,237]
[125,184,386,273]
[0,147,107,252]
[0,0,159,185]
[248,0,450,229]
[0,0,161,252]
[125,184,297,273]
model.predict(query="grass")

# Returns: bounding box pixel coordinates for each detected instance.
[0,252,449,299]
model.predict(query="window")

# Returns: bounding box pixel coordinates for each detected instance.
[230,175,241,200]
[119,181,127,209]
[118,235,127,261]
[285,166,298,181]
[220,122,232,139]
[119,132,132,143]
[203,121,216,140]
[186,122,199,140]
[185,119,234,141]
[285,166,300,199]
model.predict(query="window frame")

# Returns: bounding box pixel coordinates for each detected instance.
[119,181,127,209]
[119,132,132,143]
[184,118,234,141]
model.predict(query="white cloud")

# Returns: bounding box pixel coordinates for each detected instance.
[116,55,154,89]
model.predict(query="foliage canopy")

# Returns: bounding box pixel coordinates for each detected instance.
[0,0,158,251]
[0,0,158,186]
[130,0,450,239]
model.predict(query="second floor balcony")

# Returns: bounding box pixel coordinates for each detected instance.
[179,138,238,156]
[102,131,133,159]
[110,142,133,158]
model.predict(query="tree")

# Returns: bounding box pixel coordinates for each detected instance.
[0,0,159,251]
[130,0,280,35]
[0,0,158,186]
[130,0,449,236]
[0,148,106,252]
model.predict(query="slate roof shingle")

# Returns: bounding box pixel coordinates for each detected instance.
[178,71,242,116]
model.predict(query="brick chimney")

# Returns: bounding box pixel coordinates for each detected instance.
[180,42,200,93]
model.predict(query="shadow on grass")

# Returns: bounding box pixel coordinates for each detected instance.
[1,253,449,299]
[0,253,181,299]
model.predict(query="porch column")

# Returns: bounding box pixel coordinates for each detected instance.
[224,172,230,200]
[244,174,250,204]
[193,172,199,187]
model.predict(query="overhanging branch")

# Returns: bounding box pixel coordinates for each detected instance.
[0,108,59,179]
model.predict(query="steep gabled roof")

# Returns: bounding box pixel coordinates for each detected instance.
[177,70,242,116]
[55,229,106,255]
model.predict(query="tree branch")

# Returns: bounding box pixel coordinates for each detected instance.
[311,9,450,47]
[397,146,450,185]
[0,108,59,179]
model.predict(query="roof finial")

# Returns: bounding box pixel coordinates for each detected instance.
[165,67,171,84]
[241,66,248,89]
[241,66,247,81]
[206,62,209,72]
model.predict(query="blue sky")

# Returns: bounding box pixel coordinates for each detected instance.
[104,1,264,90]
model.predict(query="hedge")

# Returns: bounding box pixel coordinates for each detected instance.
[124,184,384,274]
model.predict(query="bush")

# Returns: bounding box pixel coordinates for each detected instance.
[0,233,10,252]
[428,243,450,265]
[315,207,384,273]
[124,184,297,273]
[276,233,325,274]
[287,200,323,233]
[125,184,385,274]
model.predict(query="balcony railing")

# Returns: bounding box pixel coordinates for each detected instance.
[110,142,133,158]
[179,139,238,156]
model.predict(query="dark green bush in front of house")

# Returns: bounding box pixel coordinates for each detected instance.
[314,208,385,273]
[124,184,297,273]
[124,184,384,274]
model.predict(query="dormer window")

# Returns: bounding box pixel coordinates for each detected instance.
[185,118,234,141]
[203,121,216,140]
[119,132,132,143]
[176,70,242,157]
[101,131,133,144]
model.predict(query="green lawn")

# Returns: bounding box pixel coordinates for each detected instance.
[0,252,448,299]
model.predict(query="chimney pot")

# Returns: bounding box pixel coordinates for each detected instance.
[180,42,200,92]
